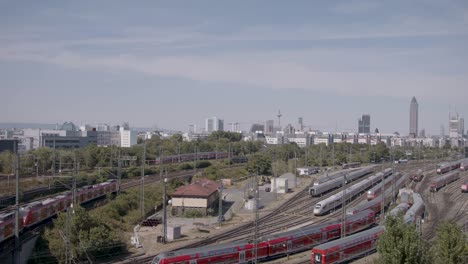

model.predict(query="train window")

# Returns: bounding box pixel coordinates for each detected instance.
[315,204,321,209]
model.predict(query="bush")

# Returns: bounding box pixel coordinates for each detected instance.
[179,163,194,170]
[184,209,203,218]
[196,161,212,169]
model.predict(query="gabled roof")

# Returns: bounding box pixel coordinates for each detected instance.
[171,178,221,198]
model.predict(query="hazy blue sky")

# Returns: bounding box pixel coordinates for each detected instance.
[1,1,468,134]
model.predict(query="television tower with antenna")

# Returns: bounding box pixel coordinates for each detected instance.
[277,109,282,129]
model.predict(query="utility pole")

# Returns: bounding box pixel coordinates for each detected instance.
[218,182,224,227]
[14,143,21,264]
[65,208,71,264]
[228,143,231,168]
[380,168,385,223]
[341,174,347,238]
[72,152,77,211]
[140,142,146,218]
[392,151,396,204]
[162,173,168,244]
[294,151,297,187]
[253,172,259,264]
[52,134,56,177]
[117,151,122,195]
[332,142,335,170]
[159,147,163,181]
[193,146,197,174]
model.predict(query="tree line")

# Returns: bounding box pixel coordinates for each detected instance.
[377,215,467,264]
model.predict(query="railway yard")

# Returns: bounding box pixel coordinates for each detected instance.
[118,159,468,264]
[1,158,466,264]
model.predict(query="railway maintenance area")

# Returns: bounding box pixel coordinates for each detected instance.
[110,159,468,264]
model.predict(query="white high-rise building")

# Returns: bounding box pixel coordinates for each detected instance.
[449,113,463,138]
[120,128,137,147]
[205,117,224,132]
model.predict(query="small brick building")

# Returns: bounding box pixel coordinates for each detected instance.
[170,178,221,216]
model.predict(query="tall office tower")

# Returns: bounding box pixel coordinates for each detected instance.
[440,125,445,137]
[205,117,224,132]
[264,120,274,134]
[409,97,418,138]
[449,113,460,138]
[296,117,304,131]
[459,118,465,136]
[358,114,370,134]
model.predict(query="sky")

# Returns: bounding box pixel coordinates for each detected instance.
[1,0,468,135]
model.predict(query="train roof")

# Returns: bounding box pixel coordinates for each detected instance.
[0,211,15,221]
[156,240,253,259]
[347,175,407,215]
[432,171,459,182]
[388,203,409,217]
[403,193,424,223]
[262,220,337,240]
[313,226,384,251]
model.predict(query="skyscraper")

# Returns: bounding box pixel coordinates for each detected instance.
[264,120,274,134]
[358,114,370,134]
[449,113,460,138]
[409,97,418,138]
[205,117,224,133]
[459,118,464,136]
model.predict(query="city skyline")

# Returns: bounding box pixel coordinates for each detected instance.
[1,1,468,134]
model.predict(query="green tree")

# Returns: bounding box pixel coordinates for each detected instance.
[376,215,431,264]
[247,153,272,175]
[44,206,124,263]
[431,222,468,264]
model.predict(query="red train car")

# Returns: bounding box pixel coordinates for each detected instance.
[0,212,23,243]
[461,181,468,193]
[263,209,375,257]
[311,226,384,264]
[152,210,377,264]
[410,169,424,182]
[152,240,269,264]
[429,171,460,192]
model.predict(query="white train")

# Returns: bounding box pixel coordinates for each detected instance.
[366,172,402,200]
[309,166,374,197]
[346,174,408,216]
[314,168,393,216]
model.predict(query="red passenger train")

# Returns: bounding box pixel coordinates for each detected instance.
[461,180,468,193]
[0,180,117,243]
[429,171,460,192]
[311,226,384,264]
[152,210,377,264]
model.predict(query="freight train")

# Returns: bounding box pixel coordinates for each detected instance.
[151,210,377,264]
[0,180,117,243]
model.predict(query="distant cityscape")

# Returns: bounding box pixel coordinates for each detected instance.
[0,97,466,153]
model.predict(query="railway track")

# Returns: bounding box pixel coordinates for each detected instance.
[132,163,427,263]
[422,171,468,239]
